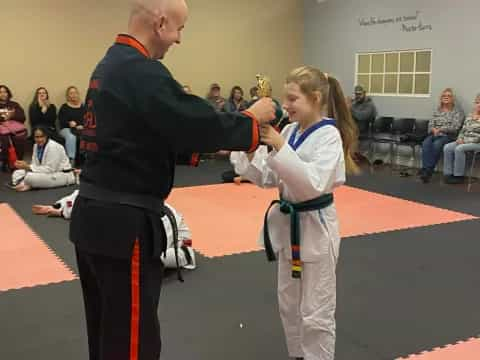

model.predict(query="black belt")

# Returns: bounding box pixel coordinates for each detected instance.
[79,182,184,281]
[263,193,334,278]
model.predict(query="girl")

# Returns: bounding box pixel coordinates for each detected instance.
[10,126,76,191]
[234,66,358,360]
[29,87,57,133]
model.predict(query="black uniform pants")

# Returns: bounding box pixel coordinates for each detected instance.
[75,239,164,360]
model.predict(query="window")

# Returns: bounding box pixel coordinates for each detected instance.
[355,49,432,97]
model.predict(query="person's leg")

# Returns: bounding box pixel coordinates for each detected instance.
[23,172,76,189]
[32,205,57,215]
[78,237,164,360]
[430,136,451,170]
[60,128,77,161]
[421,135,435,171]
[12,132,27,160]
[75,248,102,360]
[300,243,337,360]
[453,143,480,177]
[442,141,457,176]
[278,250,303,359]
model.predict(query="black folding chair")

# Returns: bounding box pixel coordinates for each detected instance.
[395,119,429,170]
[368,116,394,165]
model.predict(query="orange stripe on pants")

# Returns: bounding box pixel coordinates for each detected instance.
[130,240,140,360]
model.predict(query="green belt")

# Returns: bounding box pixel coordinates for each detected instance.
[263,193,334,279]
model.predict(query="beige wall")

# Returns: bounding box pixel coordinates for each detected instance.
[1,0,303,127]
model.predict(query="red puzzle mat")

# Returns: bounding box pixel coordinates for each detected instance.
[0,204,77,292]
[168,184,477,258]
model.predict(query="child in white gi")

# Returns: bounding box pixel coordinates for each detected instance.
[234,66,358,360]
[32,193,196,270]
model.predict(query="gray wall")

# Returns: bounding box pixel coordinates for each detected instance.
[304,0,480,119]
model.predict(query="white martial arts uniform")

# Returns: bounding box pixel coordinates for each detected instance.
[234,120,345,360]
[55,191,195,269]
[12,139,76,189]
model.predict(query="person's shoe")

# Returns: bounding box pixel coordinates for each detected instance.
[443,174,453,183]
[420,172,432,183]
[445,175,465,184]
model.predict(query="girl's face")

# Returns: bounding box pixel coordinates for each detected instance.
[37,88,48,102]
[67,88,80,103]
[34,129,47,146]
[233,89,243,101]
[474,96,480,114]
[283,82,319,123]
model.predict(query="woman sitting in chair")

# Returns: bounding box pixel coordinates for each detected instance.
[419,88,465,183]
[443,94,480,184]
[9,126,76,191]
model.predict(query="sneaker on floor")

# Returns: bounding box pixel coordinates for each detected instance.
[445,175,465,184]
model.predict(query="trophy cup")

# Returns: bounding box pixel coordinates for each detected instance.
[255,74,284,127]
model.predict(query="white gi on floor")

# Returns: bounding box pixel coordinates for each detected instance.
[11,139,76,189]
[55,191,195,269]
[234,121,345,360]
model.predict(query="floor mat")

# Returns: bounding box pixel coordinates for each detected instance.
[397,337,480,359]
[168,184,477,257]
[0,203,77,291]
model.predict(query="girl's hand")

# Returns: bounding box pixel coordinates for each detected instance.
[260,124,284,151]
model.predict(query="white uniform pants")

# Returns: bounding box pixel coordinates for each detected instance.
[277,243,338,360]
[13,169,76,189]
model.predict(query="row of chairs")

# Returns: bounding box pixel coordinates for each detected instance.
[356,116,479,191]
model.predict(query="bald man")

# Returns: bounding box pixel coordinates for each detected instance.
[70,1,275,359]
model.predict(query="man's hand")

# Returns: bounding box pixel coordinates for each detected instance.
[246,97,275,124]
[69,121,77,128]
[456,138,465,145]
[260,124,284,151]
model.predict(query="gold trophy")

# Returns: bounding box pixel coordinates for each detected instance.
[255,74,283,126]
[256,74,273,98]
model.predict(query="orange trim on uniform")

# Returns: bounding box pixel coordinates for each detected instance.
[116,34,150,58]
[190,153,200,167]
[241,110,260,153]
[130,240,141,360]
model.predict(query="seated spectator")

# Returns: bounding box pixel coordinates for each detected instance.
[8,126,76,191]
[420,88,465,183]
[205,83,225,111]
[0,85,27,171]
[32,193,196,270]
[443,93,480,184]
[58,86,85,165]
[223,86,249,113]
[349,85,377,131]
[248,86,259,105]
[29,87,57,134]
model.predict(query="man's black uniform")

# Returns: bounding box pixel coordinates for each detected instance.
[70,34,260,360]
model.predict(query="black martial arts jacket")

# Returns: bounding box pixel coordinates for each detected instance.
[70,34,260,258]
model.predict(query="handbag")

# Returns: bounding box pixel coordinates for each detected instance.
[0,120,27,135]
[7,136,17,170]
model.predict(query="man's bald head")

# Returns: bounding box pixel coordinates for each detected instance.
[128,0,188,60]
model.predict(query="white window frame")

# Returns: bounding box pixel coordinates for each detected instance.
[355,49,432,98]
